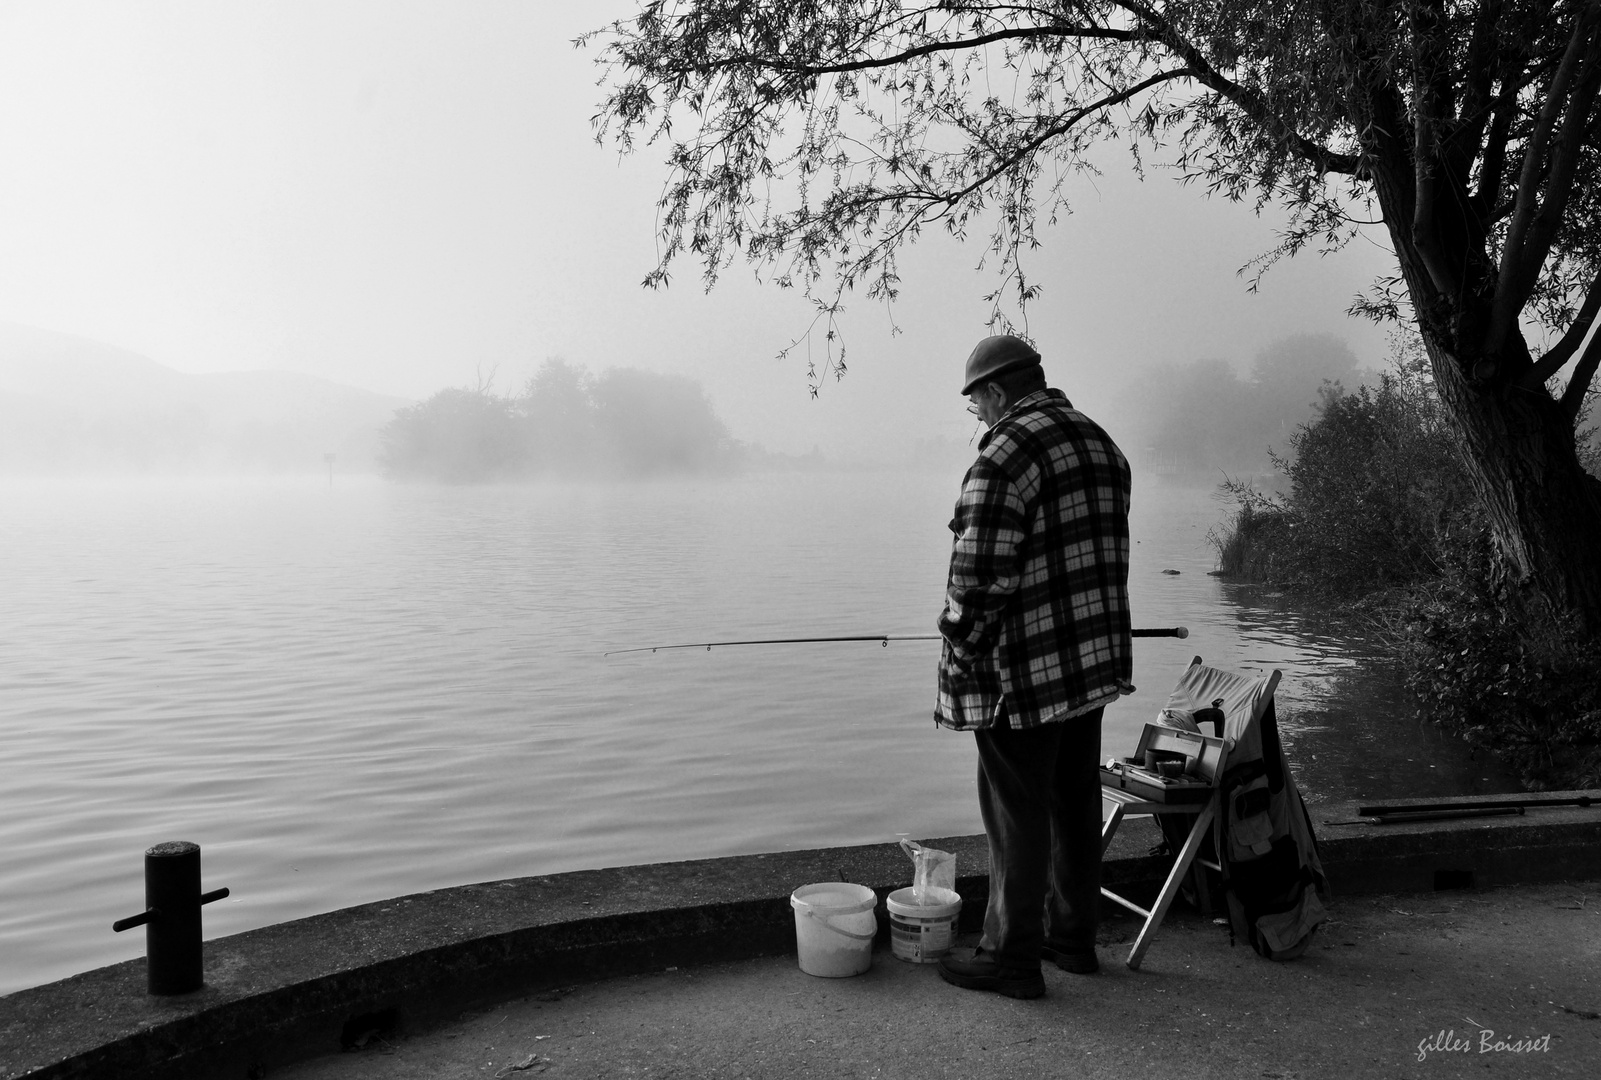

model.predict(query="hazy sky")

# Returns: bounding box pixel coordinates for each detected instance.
[0,1,1401,456]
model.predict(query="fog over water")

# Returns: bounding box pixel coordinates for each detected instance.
[1,319,1374,483]
[0,468,1518,994]
[0,3,1398,465]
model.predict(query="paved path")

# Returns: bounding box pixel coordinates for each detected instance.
[280,882,1600,1080]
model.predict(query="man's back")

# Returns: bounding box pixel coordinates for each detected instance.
[936,387,1132,730]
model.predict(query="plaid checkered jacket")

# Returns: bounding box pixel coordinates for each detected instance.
[935,388,1133,731]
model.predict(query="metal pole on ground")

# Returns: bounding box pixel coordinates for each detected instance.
[112,840,230,995]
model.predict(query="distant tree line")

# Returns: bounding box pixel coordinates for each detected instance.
[1108,334,1361,480]
[379,360,740,481]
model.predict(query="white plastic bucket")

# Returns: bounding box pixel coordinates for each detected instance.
[885,886,962,963]
[790,882,877,977]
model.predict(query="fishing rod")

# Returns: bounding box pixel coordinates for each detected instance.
[604,626,1188,656]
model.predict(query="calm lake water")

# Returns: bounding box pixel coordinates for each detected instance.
[0,468,1518,994]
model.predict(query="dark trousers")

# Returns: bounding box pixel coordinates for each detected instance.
[974,708,1104,969]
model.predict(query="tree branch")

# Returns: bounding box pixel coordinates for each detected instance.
[1410,0,1459,295]
[1510,40,1601,297]
[1524,267,1601,388]
[1472,77,1518,221]
[804,66,1196,226]
[662,25,1137,78]
[1489,5,1601,353]
[1116,0,1358,176]
[1560,329,1601,422]
[1450,0,1503,164]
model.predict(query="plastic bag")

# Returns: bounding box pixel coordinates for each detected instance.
[899,838,956,903]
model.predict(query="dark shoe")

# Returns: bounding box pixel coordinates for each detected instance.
[936,948,1046,999]
[1040,942,1099,974]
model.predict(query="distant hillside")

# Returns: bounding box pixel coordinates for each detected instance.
[0,323,411,474]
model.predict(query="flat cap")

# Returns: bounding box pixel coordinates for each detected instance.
[962,335,1041,394]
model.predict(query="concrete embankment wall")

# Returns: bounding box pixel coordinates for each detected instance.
[3,791,1599,1080]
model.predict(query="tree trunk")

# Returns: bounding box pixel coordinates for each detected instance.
[1397,303,1601,634]
[1424,330,1601,631]
[1362,139,1601,632]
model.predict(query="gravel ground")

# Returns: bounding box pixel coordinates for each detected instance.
[279,881,1601,1080]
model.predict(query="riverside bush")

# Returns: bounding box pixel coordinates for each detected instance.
[1211,341,1476,598]
[1211,495,1295,582]
[1401,533,1601,790]
[1212,336,1601,789]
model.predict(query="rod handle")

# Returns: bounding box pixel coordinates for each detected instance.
[201,887,230,905]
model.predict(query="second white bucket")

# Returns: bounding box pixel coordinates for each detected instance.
[790,882,877,977]
[885,886,962,963]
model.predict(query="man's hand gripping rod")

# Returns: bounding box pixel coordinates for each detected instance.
[605,627,1188,656]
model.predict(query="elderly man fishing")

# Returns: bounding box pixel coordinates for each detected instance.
[935,334,1133,999]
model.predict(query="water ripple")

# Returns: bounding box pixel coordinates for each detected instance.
[0,472,1517,994]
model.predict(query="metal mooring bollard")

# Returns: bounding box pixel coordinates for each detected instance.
[112,841,230,995]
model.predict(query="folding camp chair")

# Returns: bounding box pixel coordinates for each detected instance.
[1099,657,1283,970]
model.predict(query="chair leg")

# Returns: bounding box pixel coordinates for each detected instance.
[1189,853,1213,914]
[1126,803,1216,971]
[1100,803,1128,856]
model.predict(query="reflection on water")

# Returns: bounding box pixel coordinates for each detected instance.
[1119,483,1519,806]
[0,471,1518,993]
[1214,589,1515,804]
